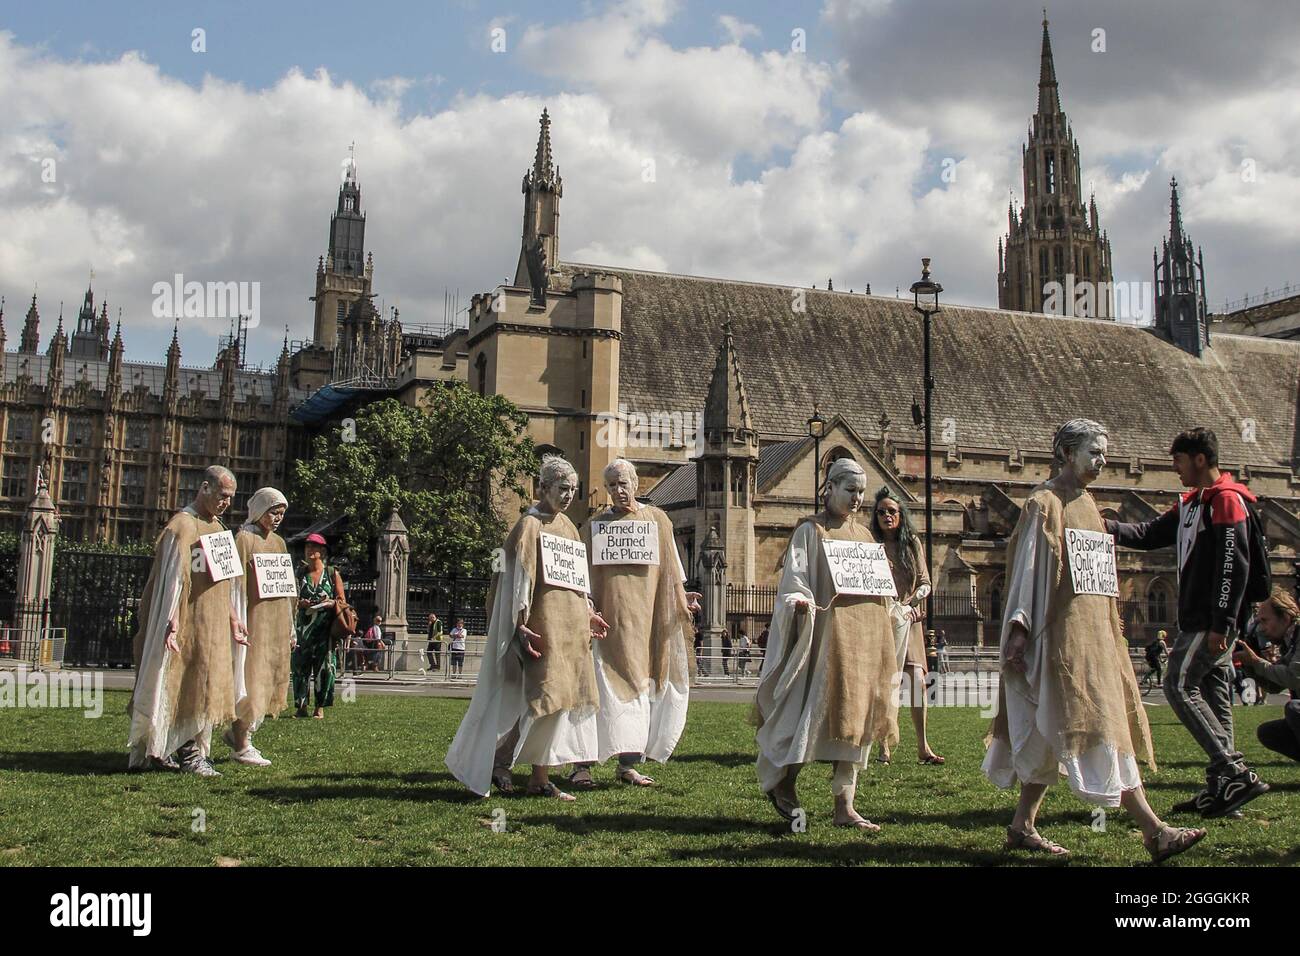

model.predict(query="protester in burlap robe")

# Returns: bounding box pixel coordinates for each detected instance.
[225,487,295,767]
[567,458,700,790]
[983,418,1206,863]
[446,456,609,799]
[128,465,246,776]
[754,457,898,832]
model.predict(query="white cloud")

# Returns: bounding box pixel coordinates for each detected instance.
[718,15,761,45]
[0,1,1296,370]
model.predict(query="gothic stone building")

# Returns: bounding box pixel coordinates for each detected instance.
[0,287,308,542]
[0,154,468,543]
[467,105,1300,646]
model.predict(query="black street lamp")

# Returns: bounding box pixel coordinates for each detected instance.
[807,403,826,514]
[910,258,942,635]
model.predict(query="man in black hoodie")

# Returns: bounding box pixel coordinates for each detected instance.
[1105,427,1269,819]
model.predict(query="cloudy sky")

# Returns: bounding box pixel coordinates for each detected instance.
[2,0,1297,367]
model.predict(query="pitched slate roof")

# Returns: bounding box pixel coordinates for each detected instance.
[562,263,1300,470]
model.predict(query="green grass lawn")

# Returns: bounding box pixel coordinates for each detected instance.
[1,691,1296,866]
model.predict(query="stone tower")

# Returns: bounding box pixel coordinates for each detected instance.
[1152,177,1210,357]
[998,13,1113,318]
[695,320,759,590]
[513,109,563,293]
[70,281,110,361]
[311,145,374,349]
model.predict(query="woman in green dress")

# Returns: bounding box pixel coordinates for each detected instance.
[291,533,348,719]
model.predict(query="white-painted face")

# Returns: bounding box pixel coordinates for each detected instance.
[826,473,867,518]
[605,469,636,511]
[1067,433,1108,487]
[540,476,576,513]
[258,504,286,533]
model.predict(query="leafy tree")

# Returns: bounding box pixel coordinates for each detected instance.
[292,386,536,576]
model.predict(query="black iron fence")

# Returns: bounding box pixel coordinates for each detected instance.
[52,551,155,667]
[724,583,1174,647]
[408,575,491,634]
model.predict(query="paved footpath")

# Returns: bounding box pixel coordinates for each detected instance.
[19,668,1288,708]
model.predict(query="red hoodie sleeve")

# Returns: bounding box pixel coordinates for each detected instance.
[1208,487,1251,634]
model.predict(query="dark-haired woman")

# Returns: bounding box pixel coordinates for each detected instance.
[871,488,943,765]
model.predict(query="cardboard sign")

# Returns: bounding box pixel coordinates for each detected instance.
[821,540,898,597]
[199,530,243,582]
[591,519,660,566]
[253,552,298,599]
[539,532,590,593]
[1066,528,1119,597]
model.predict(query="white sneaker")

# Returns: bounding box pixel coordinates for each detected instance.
[229,745,272,767]
[223,728,272,766]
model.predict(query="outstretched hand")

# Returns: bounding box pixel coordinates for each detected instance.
[684,591,703,613]
[517,623,544,659]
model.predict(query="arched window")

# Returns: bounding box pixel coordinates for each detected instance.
[989,574,1005,622]
[823,446,854,469]
[1039,248,1050,283]
[1045,152,1056,194]
[1147,580,1172,624]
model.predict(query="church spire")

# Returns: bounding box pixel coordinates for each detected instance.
[704,318,754,436]
[1037,11,1060,116]
[21,291,40,354]
[1169,176,1185,246]
[998,11,1113,318]
[1154,173,1209,356]
[532,108,558,189]
[514,108,564,290]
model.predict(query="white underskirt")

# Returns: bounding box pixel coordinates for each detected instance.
[591,641,689,763]
[983,711,1142,808]
[514,707,598,766]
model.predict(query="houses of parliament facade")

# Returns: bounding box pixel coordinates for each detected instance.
[0,14,1296,639]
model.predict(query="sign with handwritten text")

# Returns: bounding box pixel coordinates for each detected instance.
[540,533,591,593]
[591,519,660,566]
[253,552,298,599]
[199,530,243,582]
[1066,528,1119,597]
[821,540,897,597]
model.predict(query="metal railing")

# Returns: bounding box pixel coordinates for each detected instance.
[0,626,68,671]
[1222,282,1300,314]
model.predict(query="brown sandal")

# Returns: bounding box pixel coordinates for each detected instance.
[919,753,946,765]
[566,766,596,790]
[491,766,515,794]
[1005,826,1070,858]
[527,782,576,802]
[1145,825,1207,864]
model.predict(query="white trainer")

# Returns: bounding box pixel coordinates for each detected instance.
[229,745,272,767]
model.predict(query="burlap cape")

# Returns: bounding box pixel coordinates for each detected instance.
[130,509,236,740]
[497,510,599,718]
[989,484,1155,770]
[583,504,693,703]
[234,526,295,728]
